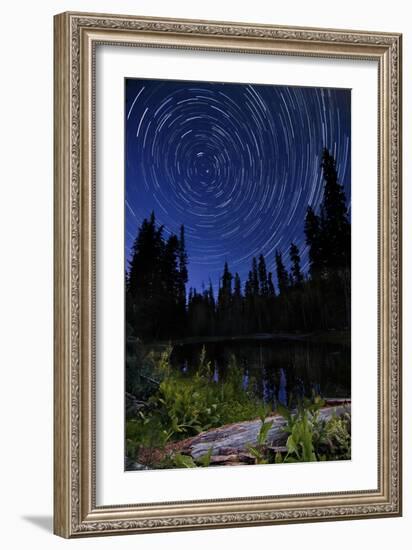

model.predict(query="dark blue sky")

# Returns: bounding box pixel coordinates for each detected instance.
[125,78,351,295]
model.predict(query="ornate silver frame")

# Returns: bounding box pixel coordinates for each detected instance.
[53,11,402,538]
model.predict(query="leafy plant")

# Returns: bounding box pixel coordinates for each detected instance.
[196,447,214,467]
[284,409,317,462]
[321,410,351,460]
[172,453,198,468]
[275,397,351,463]
[247,409,273,465]
[169,447,214,469]
[275,396,323,462]
[198,346,212,378]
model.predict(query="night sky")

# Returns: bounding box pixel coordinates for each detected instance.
[125,78,351,295]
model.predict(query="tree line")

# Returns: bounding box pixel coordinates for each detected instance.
[126,148,350,341]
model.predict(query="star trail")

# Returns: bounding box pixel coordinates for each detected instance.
[125,78,351,294]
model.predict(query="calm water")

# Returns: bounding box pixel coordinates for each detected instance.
[170,337,350,405]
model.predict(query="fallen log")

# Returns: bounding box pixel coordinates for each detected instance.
[166,404,350,465]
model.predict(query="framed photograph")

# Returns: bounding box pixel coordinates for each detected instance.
[54,12,402,537]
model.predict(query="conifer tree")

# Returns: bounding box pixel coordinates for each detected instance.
[275,250,289,295]
[178,225,188,289]
[304,205,322,278]
[305,149,350,278]
[251,257,259,296]
[127,212,164,338]
[289,243,304,287]
[319,148,350,272]
[232,272,243,334]
[258,254,269,296]
[233,272,242,299]
[267,272,276,297]
[217,261,233,334]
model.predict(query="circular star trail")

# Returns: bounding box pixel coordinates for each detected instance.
[125,78,351,293]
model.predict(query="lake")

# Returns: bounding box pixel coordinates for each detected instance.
[170,335,350,405]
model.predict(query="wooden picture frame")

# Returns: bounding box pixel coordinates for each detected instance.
[54,11,402,538]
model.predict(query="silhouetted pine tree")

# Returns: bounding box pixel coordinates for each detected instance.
[126,213,189,340]
[303,148,351,329]
[127,212,165,339]
[267,272,276,297]
[188,289,208,337]
[244,271,254,333]
[208,280,216,310]
[258,254,269,296]
[304,206,323,278]
[161,234,181,335]
[233,273,242,299]
[319,148,350,272]
[289,243,304,287]
[176,225,188,333]
[178,225,188,289]
[217,261,233,334]
[232,272,243,334]
[275,250,289,295]
[305,148,350,278]
[245,271,252,296]
[251,257,259,297]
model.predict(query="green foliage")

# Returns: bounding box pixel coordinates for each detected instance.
[198,346,212,378]
[321,410,351,460]
[247,408,272,465]
[196,447,214,467]
[245,401,351,468]
[125,343,159,404]
[284,410,317,462]
[277,396,323,463]
[275,397,351,463]
[247,445,268,465]
[125,342,351,469]
[257,419,272,447]
[171,453,197,468]
[125,415,169,466]
[157,376,218,438]
[126,350,266,467]
[169,447,214,469]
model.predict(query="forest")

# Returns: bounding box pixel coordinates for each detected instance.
[125,147,351,470]
[126,148,351,342]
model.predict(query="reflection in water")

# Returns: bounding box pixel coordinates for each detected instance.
[242,370,249,391]
[278,368,287,405]
[171,337,350,405]
[213,363,219,383]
